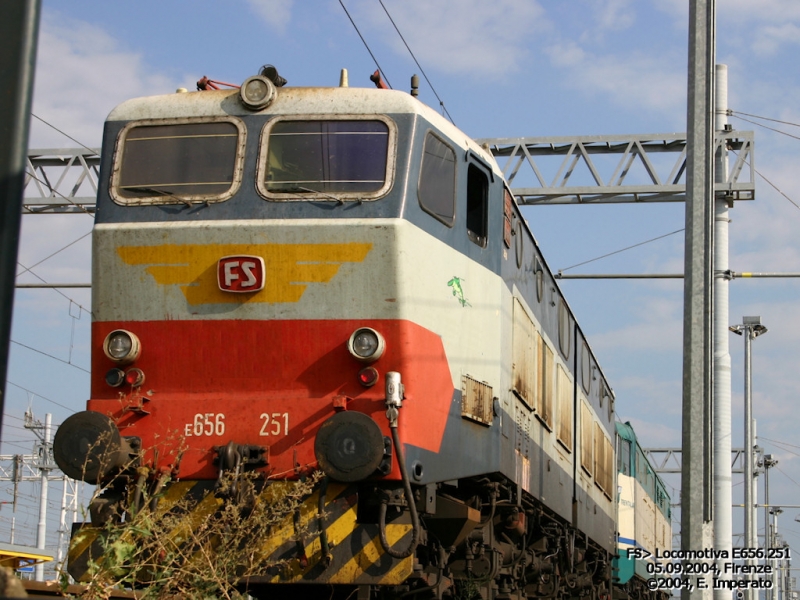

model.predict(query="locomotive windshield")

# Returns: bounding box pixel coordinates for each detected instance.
[111,118,245,205]
[259,118,394,200]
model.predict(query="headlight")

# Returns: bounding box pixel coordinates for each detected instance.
[239,75,276,110]
[103,329,141,365]
[347,327,385,362]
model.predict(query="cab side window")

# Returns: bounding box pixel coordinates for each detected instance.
[466,163,488,247]
[418,132,456,226]
[619,438,631,476]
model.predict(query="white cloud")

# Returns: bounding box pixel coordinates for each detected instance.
[358,0,547,79]
[718,0,800,56]
[652,0,687,21]
[752,23,800,56]
[621,415,681,447]
[589,0,636,37]
[245,0,294,31]
[591,294,683,354]
[545,42,686,116]
[30,14,179,149]
[720,0,800,23]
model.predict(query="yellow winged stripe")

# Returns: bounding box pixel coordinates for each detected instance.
[117,242,372,305]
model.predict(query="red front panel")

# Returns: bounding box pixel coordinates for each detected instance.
[89,319,454,480]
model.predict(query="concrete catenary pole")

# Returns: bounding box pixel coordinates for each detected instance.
[764,454,778,600]
[35,413,52,582]
[712,64,732,600]
[682,2,715,598]
[57,475,69,567]
[771,508,782,597]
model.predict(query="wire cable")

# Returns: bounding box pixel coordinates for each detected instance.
[775,464,800,489]
[338,0,392,89]
[9,340,90,374]
[729,110,800,130]
[760,436,800,451]
[730,149,800,212]
[378,0,454,124]
[24,170,94,216]
[730,113,800,143]
[16,260,91,315]
[31,113,99,155]
[559,228,684,272]
[16,230,92,279]
[5,382,77,412]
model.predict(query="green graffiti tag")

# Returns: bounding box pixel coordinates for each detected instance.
[447,276,471,307]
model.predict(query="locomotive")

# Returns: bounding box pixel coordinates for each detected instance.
[53,65,670,599]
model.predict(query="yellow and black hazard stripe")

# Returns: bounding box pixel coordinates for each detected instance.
[67,479,224,582]
[68,478,414,587]
[250,479,414,585]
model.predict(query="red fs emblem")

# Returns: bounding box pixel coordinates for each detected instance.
[217,256,265,293]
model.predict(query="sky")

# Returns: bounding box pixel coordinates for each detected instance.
[6,0,800,581]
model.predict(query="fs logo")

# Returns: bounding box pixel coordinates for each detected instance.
[217,256,265,293]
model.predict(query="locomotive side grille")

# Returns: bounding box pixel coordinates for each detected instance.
[594,423,613,498]
[461,375,493,426]
[512,298,537,410]
[514,402,531,458]
[556,365,573,451]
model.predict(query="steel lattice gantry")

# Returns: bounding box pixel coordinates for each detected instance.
[24,148,100,214]
[475,131,755,204]
[23,132,754,214]
[644,448,748,474]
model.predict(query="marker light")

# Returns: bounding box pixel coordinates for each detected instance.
[125,368,145,387]
[347,327,385,362]
[105,369,125,388]
[103,330,141,365]
[358,367,379,388]
[239,75,276,111]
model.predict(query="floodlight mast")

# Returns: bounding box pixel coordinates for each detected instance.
[730,316,768,600]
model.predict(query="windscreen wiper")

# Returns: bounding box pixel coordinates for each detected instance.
[120,186,193,207]
[272,185,345,205]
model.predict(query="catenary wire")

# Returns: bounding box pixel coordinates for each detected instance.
[760,436,800,451]
[6,382,77,412]
[16,230,92,279]
[761,439,800,458]
[31,113,99,155]
[9,340,90,374]
[16,260,91,315]
[730,113,800,143]
[729,109,800,130]
[559,228,684,272]
[26,114,98,216]
[378,0,454,125]
[339,0,392,89]
[775,465,800,490]
[730,149,800,212]
[24,171,94,216]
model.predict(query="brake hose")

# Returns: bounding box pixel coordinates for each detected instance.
[379,372,420,559]
[379,423,420,559]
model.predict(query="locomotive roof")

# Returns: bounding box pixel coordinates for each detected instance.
[107,85,501,178]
